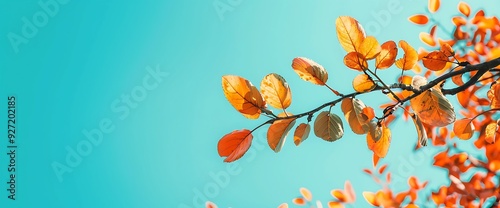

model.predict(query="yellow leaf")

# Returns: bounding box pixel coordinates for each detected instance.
[260,73,292,109]
[293,123,311,146]
[363,191,379,206]
[411,113,428,147]
[222,75,266,119]
[359,36,381,60]
[314,111,344,142]
[484,122,498,143]
[453,118,474,140]
[344,52,368,71]
[409,88,456,127]
[375,41,398,69]
[328,201,344,208]
[395,40,418,70]
[267,113,296,152]
[292,57,328,85]
[428,0,440,13]
[336,16,366,53]
[458,1,471,17]
[300,187,313,201]
[352,74,375,92]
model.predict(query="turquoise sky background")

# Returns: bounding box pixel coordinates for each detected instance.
[0,0,499,207]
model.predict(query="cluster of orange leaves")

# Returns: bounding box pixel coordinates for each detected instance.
[215,0,500,207]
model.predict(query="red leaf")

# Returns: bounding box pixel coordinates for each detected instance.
[217,129,253,162]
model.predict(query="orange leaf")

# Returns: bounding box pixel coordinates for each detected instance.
[292,57,328,85]
[362,191,379,206]
[408,176,419,189]
[293,198,306,205]
[218,129,253,162]
[293,123,311,146]
[205,201,218,208]
[408,14,429,25]
[222,75,266,119]
[331,190,347,202]
[428,0,440,13]
[314,111,344,142]
[361,107,376,122]
[336,16,366,53]
[367,123,392,158]
[419,32,436,47]
[344,52,368,71]
[267,114,296,152]
[484,122,498,143]
[359,36,381,60]
[328,202,344,208]
[423,51,449,71]
[405,203,419,208]
[458,1,471,17]
[352,74,375,92]
[375,41,398,69]
[453,118,474,140]
[395,40,418,70]
[440,43,454,57]
[260,73,292,109]
[409,87,456,127]
[300,187,312,201]
[487,83,500,108]
[373,153,380,167]
[379,164,387,174]
[341,98,354,114]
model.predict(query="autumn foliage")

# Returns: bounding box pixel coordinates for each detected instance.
[213,0,500,207]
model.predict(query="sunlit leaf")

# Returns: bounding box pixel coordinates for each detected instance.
[366,122,391,158]
[458,1,471,17]
[375,41,398,69]
[411,113,428,147]
[408,14,429,25]
[395,40,418,70]
[218,129,253,162]
[260,73,292,109]
[359,36,381,60]
[373,154,380,167]
[314,111,344,142]
[300,187,313,201]
[335,16,366,53]
[292,57,329,85]
[222,75,266,119]
[294,123,311,146]
[267,114,296,152]
[484,122,498,143]
[352,74,375,92]
[453,118,474,140]
[423,51,449,71]
[332,190,347,202]
[487,83,500,108]
[428,0,440,13]
[409,88,456,127]
[344,52,368,71]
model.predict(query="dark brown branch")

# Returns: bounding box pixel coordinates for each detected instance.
[251,57,500,132]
